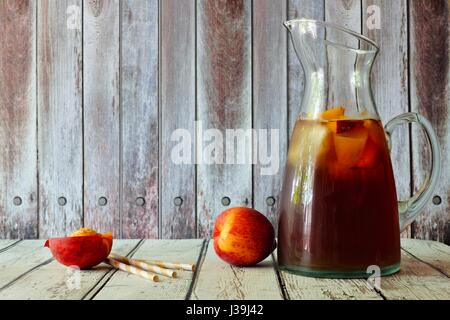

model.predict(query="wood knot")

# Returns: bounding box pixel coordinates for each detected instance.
[5,0,29,15]
[341,0,355,11]
[88,0,103,17]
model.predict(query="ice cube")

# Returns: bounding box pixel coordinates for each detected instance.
[287,122,328,167]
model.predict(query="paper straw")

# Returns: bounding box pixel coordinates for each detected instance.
[136,259,196,272]
[104,257,159,282]
[109,253,177,278]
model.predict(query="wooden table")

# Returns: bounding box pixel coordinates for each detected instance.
[0,239,449,300]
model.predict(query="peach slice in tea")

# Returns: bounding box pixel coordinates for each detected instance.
[335,120,365,133]
[332,120,369,167]
[355,136,380,168]
[354,120,385,168]
[320,106,345,120]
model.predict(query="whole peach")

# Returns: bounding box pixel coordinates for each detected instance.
[213,207,276,266]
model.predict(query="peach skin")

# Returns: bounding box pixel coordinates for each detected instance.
[213,207,276,267]
[45,229,113,269]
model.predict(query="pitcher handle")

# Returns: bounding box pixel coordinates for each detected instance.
[384,112,441,231]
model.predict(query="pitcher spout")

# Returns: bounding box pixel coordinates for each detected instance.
[284,18,380,120]
[285,18,379,53]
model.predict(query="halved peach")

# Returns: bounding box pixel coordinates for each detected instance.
[45,229,113,269]
[70,227,99,237]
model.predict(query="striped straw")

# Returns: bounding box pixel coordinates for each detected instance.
[109,253,177,278]
[105,257,159,282]
[136,259,196,272]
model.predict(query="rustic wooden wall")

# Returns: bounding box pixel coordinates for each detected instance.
[0,0,448,242]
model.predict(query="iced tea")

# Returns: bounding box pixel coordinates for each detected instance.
[278,109,400,274]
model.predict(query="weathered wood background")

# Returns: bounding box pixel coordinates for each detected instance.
[0,0,448,242]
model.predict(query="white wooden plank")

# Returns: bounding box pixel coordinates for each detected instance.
[377,249,450,300]
[0,240,51,289]
[197,0,253,237]
[192,242,282,300]
[0,240,20,252]
[83,0,121,235]
[252,0,287,227]
[160,0,196,238]
[281,240,450,300]
[401,239,450,277]
[281,272,382,300]
[93,240,204,300]
[0,0,37,239]
[121,0,159,239]
[0,240,139,300]
[279,246,382,300]
[38,0,83,237]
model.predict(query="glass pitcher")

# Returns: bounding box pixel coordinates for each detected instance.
[278,19,441,278]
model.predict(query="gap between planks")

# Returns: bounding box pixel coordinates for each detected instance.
[0,258,54,292]
[185,239,209,300]
[91,239,205,300]
[0,239,448,300]
[83,239,145,300]
[271,251,290,300]
[0,240,140,300]
[401,239,450,278]
[0,240,22,254]
[277,239,450,300]
[0,241,54,292]
[190,240,284,300]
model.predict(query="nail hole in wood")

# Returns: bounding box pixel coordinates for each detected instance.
[266,196,276,206]
[174,197,183,206]
[58,197,67,206]
[432,195,442,205]
[136,197,145,206]
[13,196,22,206]
[98,197,108,206]
[221,197,231,206]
